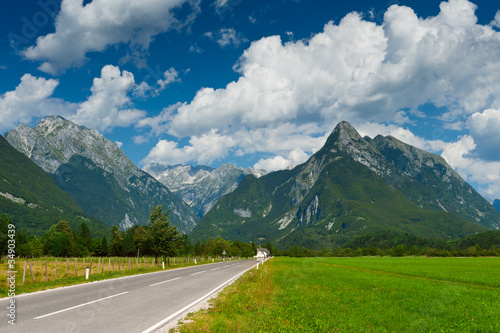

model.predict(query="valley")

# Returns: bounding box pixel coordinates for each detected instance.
[2,118,499,250]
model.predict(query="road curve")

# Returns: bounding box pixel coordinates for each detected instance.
[0,259,259,332]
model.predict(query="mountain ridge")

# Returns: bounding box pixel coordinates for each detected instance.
[0,134,109,237]
[6,116,199,232]
[190,121,497,248]
[144,163,266,217]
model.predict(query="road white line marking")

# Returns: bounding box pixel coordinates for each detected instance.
[141,263,258,333]
[190,270,207,276]
[223,265,230,268]
[149,277,181,287]
[34,291,129,319]
[210,267,221,271]
[13,260,245,299]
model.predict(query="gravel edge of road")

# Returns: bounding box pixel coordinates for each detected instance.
[154,259,266,333]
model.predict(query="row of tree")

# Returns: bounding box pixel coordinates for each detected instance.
[7,208,498,260]
[281,230,500,257]
[1,205,259,260]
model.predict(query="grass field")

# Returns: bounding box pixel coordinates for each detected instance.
[0,256,229,297]
[175,257,500,332]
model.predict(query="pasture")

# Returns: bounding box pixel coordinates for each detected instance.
[176,257,500,332]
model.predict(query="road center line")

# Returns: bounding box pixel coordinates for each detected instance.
[34,291,129,319]
[141,262,258,333]
[210,267,221,271]
[149,277,181,287]
[190,270,207,276]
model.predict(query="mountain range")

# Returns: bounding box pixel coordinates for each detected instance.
[190,121,500,249]
[5,116,198,233]
[3,117,499,248]
[143,163,266,218]
[0,134,108,237]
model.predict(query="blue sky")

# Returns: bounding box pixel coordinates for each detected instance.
[2,0,500,202]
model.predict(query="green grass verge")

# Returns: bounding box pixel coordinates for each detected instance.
[174,257,500,332]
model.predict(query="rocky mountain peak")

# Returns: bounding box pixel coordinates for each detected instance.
[6,116,138,183]
[5,116,199,232]
[320,121,389,177]
[323,120,363,149]
[144,162,267,217]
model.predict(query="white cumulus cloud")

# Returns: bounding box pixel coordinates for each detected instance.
[22,0,198,74]
[142,129,236,166]
[1,65,149,133]
[161,0,500,143]
[71,65,147,131]
[141,0,500,168]
[441,135,500,201]
[0,74,76,132]
[467,108,500,161]
[254,148,310,172]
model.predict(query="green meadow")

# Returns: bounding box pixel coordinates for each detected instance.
[175,257,500,332]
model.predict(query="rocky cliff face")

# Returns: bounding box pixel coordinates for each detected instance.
[190,121,498,248]
[144,163,266,217]
[6,116,198,232]
[0,134,109,237]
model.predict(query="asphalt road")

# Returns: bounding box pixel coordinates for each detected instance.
[1,259,260,332]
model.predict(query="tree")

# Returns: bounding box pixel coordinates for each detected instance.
[101,235,109,256]
[122,227,137,256]
[54,220,76,242]
[212,237,231,256]
[145,205,181,262]
[77,222,92,252]
[251,242,257,256]
[91,238,103,256]
[0,216,11,256]
[45,232,73,257]
[43,220,78,256]
[194,240,203,256]
[178,234,194,256]
[265,240,274,257]
[132,225,146,256]
[109,225,124,256]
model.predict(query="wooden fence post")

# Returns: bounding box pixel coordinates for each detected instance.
[29,261,35,281]
[66,258,69,277]
[23,261,27,283]
[97,258,101,273]
[89,257,93,275]
[74,258,77,277]
[83,258,86,276]
[55,259,58,279]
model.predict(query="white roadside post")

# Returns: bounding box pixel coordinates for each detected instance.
[222,250,226,261]
[162,262,165,269]
[85,267,89,280]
